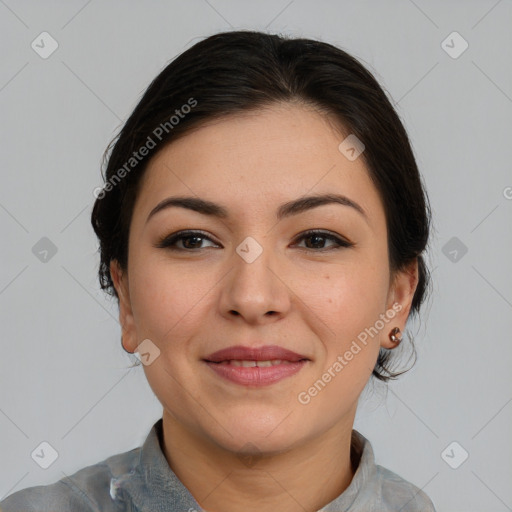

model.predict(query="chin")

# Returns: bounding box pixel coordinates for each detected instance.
[209,412,307,455]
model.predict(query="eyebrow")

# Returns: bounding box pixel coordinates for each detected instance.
[146,193,369,224]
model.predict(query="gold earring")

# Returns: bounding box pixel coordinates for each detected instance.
[389,327,402,346]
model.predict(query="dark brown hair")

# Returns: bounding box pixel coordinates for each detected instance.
[91,30,432,381]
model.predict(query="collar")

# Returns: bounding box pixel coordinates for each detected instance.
[121,418,203,511]
[320,429,377,511]
[121,418,376,512]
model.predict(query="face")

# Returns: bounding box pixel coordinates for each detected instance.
[111,103,418,455]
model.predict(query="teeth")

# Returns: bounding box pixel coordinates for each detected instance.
[221,359,289,367]
[256,360,273,367]
[235,360,257,367]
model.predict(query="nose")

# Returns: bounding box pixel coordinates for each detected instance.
[218,238,291,325]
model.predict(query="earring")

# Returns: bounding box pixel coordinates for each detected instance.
[389,327,402,346]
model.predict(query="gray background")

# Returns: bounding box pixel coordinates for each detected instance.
[1,1,511,510]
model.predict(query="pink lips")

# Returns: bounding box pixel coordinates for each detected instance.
[203,345,309,387]
[205,345,308,363]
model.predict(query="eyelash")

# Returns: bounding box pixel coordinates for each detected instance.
[155,229,354,252]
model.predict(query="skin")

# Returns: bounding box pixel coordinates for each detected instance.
[110,102,419,512]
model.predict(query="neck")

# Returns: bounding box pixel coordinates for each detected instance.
[160,410,358,512]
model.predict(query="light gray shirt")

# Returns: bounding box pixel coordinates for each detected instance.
[0,418,436,511]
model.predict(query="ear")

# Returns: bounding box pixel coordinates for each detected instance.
[110,260,138,354]
[381,259,419,349]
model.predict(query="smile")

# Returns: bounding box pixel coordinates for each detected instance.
[203,359,308,386]
[215,359,297,367]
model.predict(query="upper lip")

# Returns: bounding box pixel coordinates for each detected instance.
[204,345,309,363]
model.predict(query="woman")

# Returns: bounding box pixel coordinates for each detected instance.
[0,30,435,511]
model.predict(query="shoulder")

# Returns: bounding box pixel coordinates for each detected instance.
[349,430,436,512]
[374,464,436,511]
[0,447,141,512]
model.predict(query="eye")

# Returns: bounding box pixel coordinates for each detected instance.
[155,229,354,252]
[155,230,220,251]
[292,229,354,251]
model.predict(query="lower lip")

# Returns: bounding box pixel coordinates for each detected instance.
[204,361,308,386]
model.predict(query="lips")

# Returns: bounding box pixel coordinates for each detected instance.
[203,345,309,364]
[203,345,310,387]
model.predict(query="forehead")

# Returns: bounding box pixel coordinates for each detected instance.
[133,103,385,229]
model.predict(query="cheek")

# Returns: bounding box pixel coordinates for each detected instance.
[308,258,389,374]
[300,270,385,409]
[128,253,214,342]
[316,261,389,327]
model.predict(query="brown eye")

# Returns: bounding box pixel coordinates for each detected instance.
[155,230,219,251]
[293,230,354,251]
